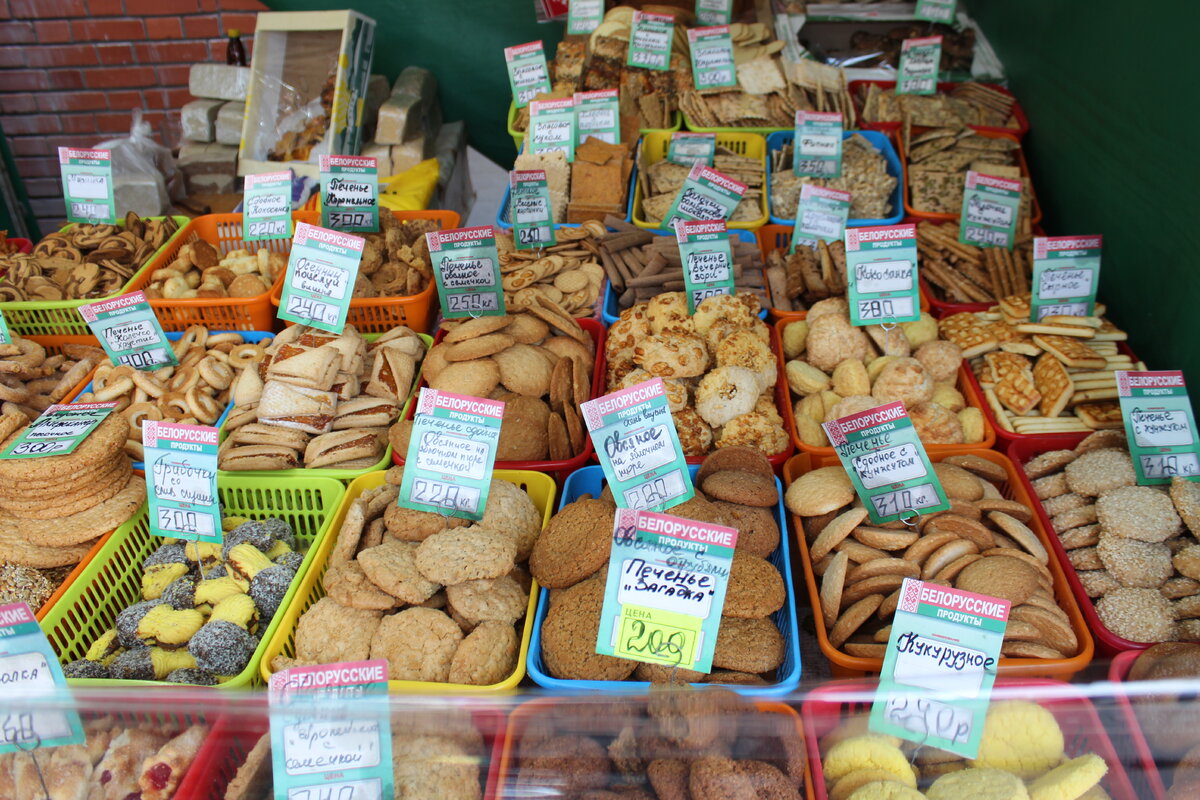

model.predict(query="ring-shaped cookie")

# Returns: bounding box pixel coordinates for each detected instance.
[185,387,220,424]
[205,349,230,364]
[93,376,134,402]
[0,380,29,404]
[228,344,265,369]
[109,365,136,382]
[177,325,208,351]
[168,367,200,393]
[124,401,163,428]
[197,358,233,390]
[207,333,244,347]
[131,370,166,398]
[161,391,191,417]
[124,439,144,460]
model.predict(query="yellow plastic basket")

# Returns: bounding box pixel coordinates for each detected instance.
[260,468,557,693]
[40,474,347,689]
[632,131,768,230]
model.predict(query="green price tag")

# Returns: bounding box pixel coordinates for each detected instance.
[1117,370,1200,484]
[791,183,851,253]
[662,163,747,232]
[667,132,716,167]
[846,224,921,326]
[510,169,557,250]
[567,0,604,34]
[58,147,115,224]
[870,578,1009,759]
[528,98,578,161]
[575,89,621,145]
[398,389,504,521]
[269,660,394,800]
[244,169,294,241]
[596,507,737,673]
[427,226,507,319]
[277,222,365,334]
[897,35,942,95]
[959,170,1023,250]
[504,40,552,108]
[0,401,117,460]
[695,0,733,26]
[80,290,178,371]
[916,0,957,24]
[676,219,735,314]
[824,401,950,524]
[0,603,84,753]
[0,309,11,346]
[793,111,844,178]
[319,155,379,233]
[1030,235,1101,320]
[143,421,221,544]
[581,378,695,511]
[627,10,673,71]
[688,25,738,91]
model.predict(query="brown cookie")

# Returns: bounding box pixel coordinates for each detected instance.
[444,332,515,362]
[414,527,517,585]
[723,552,786,618]
[294,597,382,665]
[496,394,551,461]
[689,755,757,800]
[448,620,519,686]
[443,314,513,343]
[696,446,774,487]
[370,607,463,682]
[357,541,441,604]
[323,560,399,611]
[541,577,637,681]
[446,575,528,626]
[954,556,1040,604]
[713,502,780,558]
[383,503,471,542]
[712,617,785,673]
[547,411,571,460]
[529,498,615,589]
[701,470,779,508]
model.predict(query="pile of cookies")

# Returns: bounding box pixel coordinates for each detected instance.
[903,128,1033,223]
[510,687,805,798]
[219,323,424,472]
[638,145,764,227]
[763,238,849,313]
[786,453,1083,661]
[781,303,986,448]
[532,448,790,685]
[0,333,104,419]
[142,239,284,300]
[769,134,897,222]
[496,221,607,317]
[65,515,306,684]
[917,220,1034,305]
[1019,431,1200,643]
[276,468,542,687]
[607,293,789,458]
[859,81,1021,130]
[391,305,594,463]
[0,213,180,302]
[1125,643,1200,798]
[817,699,1111,799]
[353,212,439,299]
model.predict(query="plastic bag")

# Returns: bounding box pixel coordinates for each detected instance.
[94,109,182,218]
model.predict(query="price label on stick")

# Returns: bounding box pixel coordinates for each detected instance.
[319,155,378,233]
[80,290,177,371]
[627,11,673,71]
[695,0,733,26]
[791,184,851,253]
[687,26,737,91]
[793,111,844,178]
[1117,370,1200,484]
[824,402,949,524]
[0,308,12,346]
[1030,235,1101,320]
[916,0,957,24]
[581,378,694,512]
[662,164,747,232]
[0,402,117,460]
[959,171,1022,250]
[278,222,364,333]
[510,170,557,250]
[427,226,507,319]
[870,579,1009,758]
[58,147,115,224]
[667,133,716,168]
[897,36,942,95]
[528,97,577,161]
[676,219,735,314]
[596,508,737,673]
[567,0,604,35]
[504,40,552,108]
[143,421,221,543]
[846,224,921,326]
[398,389,504,521]
[244,169,294,241]
[0,603,84,754]
[574,89,621,145]
[269,660,394,800]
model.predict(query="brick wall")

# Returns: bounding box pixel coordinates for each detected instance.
[0,0,268,236]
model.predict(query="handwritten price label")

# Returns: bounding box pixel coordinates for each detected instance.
[0,603,84,754]
[58,147,115,224]
[278,222,364,334]
[144,421,221,543]
[0,403,117,460]
[1118,370,1200,485]
[319,156,378,233]
[244,169,293,241]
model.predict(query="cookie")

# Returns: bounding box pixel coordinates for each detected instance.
[448,621,519,686]
[357,541,440,604]
[370,607,463,681]
[1041,492,1087,518]
[8,474,145,547]
[1065,448,1136,497]
[444,332,515,362]
[517,734,611,794]
[785,467,855,517]
[696,445,775,486]
[1171,477,1200,535]
[323,560,399,611]
[1074,429,1127,453]
[736,760,801,800]
[541,577,637,681]
[689,755,757,800]
[414,527,517,585]
[702,470,779,507]
[392,735,483,798]
[723,552,786,618]
[428,358,501,397]
[0,526,98,567]
[941,453,1007,484]
[1023,449,1076,479]
[384,503,470,542]
[1097,587,1177,643]
[529,498,615,589]
[294,597,382,664]
[1097,533,1174,588]
[933,463,985,501]
[493,343,553,396]
[1032,472,1068,500]
[712,616,785,673]
[0,411,127,482]
[1097,485,1183,543]
[479,478,543,561]
[830,594,883,648]
[712,502,780,558]
[446,576,528,626]
[443,315,512,343]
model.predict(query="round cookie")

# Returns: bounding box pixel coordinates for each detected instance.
[446,576,528,626]
[735,760,800,800]
[529,498,615,589]
[723,552,785,618]
[1028,753,1107,800]
[713,502,780,558]
[971,700,1063,778]
[1171,477,1200,534]
[323,560,399,611]
[823,735,916,786]
[444,332,515,361]
[1065,448,1136,497]
[1175,544,1200,580]
[357,541,440,604]
[696,445,775,486]
[1097,485,1183,543]
[447,620,519,686]
[0,411,128,483]
[846,781,926,800]
[496,394,551,461]
[1097,533,1174,588]
[428,358,501,397]
[954,557,1041,604]
[668,493,728,526]
[414,528,517,585]
[712,616,785,673]
[294,597,382,664]
[1096,587,1177,643]
[392,735,482,798]
[689,755,758,799]
[383,504,470,542]
[540,577,637,681]
[480,477,543,561]
[702,470,779,507]
[493,343,553,397]
[443,314,513,342]
[926,768,1029,800]
[370,607,463,681]
[785,467,854,517]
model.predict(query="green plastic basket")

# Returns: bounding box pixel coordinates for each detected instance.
[39,474,346,690]
[0,216,190,337]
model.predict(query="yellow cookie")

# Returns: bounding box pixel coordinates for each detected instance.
[971,701,1064,779]
[823,735,916,787]
[847,781,926,800]
[927,767,1029,800]
[1028,754,1108,800]
[831,770,913,800]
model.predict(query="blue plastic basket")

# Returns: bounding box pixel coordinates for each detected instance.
[765,130,904,228]
[496,162,638,230]
[600,229,766,326]
[77,330,274,471]
[526,464,802,696]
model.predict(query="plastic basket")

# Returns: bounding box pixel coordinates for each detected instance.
[497,163,637,229]
[918,217,1046,317]
[40,474,347,689]
[526,463,802,696]
[1108,651,1170,800]
[782,449,1095,679]
[800,678,1139,800]
[765,130,905,228]
[507,98,682,151]
[19,333,106,404]
[260,468,556,693]
[849,80,1031,139]
[0,216,189,336]
[680,113,789,139]
[633,131,768,231]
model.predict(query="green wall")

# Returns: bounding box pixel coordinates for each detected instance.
[965,1,1200,387]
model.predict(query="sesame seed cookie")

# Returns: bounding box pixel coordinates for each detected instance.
[1065,448,1136,497]
[1097,485,1183,543]
[1097,588,1177,643]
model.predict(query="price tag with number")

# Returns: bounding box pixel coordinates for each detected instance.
[793,111,843,178]
[0,603,84,754]
[144,421,221,544]
[662,164,747,232]
[916,0,957,23]
[0,402,117,460]
[1030,235,1101,320]
[278,222,364,334]
[824,402,949,524]
[870,579,1009,758]
[846,224,921,326]
[688,26,737,91]
[897,36,942,95]
[791,184,851,253]
[510,170,557,250]
[567,0,604,34]
[319,156,378,233]
[398,389,504,521]
[1117,371,1200,485]
[427,226,507,319]
[58,147,115,224]
[627,11,673,71]
[695,0,733,26]
[959,171,1022,250]
[574,89,621,145]
[596,508,737,672]
[667,133,716,168]
[80,290,177,371]
[528,97,578,161]
[0,308,11,346]
[504,40,553,108]
[676,220,735,314]
[581,378,694,512]
[244,169,294,241]
[269,660,394,800]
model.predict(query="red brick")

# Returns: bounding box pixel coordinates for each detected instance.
[20,43,100,67]
[96,42,134,64]
[95,111,136,134]
[32,20,69,42]
[0,44,25,66]
[46,134,96,151]
[61,114,97,134]
[4,115,62,135]
[84,65,155,88]
[11,0,90,16]
[134,39,208,62]
[24,177,63,198]
[183,15,218,38]
[9,137,47,157]
[219,12,256,34]
[0,21,33,43]
[36,91,107,112]
[0,93,36,113]
[156,63,190,86]
[142,86,190,109]
[106,90,144,109]
[87,0,125,14]
[220,0,269,9]
[16,156,61,178]
[72,18,146,41]
[127,0,199,13]
[3,69,49,90]
[144,17,180,39]
[47,69,85,89]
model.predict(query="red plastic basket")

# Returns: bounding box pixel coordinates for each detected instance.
[800,678,1139,800]
[916,218,1046,318]
[1108,651,1170,800]
[849,80,1030,139]
[7,237,32,254]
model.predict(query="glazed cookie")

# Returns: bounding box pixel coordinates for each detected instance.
[448,621,519,686]
[370,607,463,681]
[541,577,637,681]
[414,527,517,585]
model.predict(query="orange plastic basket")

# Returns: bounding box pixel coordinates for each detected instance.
[782,448,1094,679]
